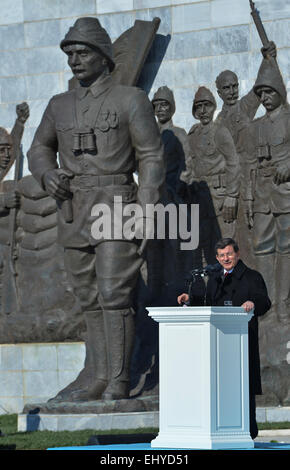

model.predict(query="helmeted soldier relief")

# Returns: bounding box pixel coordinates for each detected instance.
[249,57,290,323]
[28,17,165,401]
[181,86,240,265]
[151,86,188,204]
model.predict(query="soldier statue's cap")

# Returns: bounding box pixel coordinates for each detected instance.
[0,128,12,147]
[60,17,115,72]
[152,86,176,115]
[254,58,287,103]
[192,87,217,116]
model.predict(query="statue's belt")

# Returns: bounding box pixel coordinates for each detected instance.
[200,173,226,189]
[70,173,134,190]
[257,166,275,178]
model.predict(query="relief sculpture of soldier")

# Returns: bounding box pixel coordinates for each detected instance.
[180,86,240,270]
[150,86,192,303]
[28,17,165,401]
[151,86,188,205]
[248,56,290,323]
[215,42,277,262]
[0,103,29,216]
[0,103,29,316]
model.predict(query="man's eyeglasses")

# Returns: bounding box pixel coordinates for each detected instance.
[217,253,235,259]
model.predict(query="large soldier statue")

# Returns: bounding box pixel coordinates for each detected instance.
[28,17,165,401]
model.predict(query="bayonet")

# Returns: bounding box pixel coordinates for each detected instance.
[250,0,270,47]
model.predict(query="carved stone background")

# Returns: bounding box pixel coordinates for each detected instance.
[0,1,289,406]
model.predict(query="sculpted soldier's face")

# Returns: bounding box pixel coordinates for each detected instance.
[153,100,172,124]
[256,86,283,112]
[216,245,240,272]
[217,72,239,106]
[194,100,215,125]
[0,145,11,170]
[63,44,108,85]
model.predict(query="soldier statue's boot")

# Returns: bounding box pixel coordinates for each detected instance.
[86,310,108,399]
[275,253,290,324]
[49,310,106,402]
[48,331,93,403]
[102,309,135,401]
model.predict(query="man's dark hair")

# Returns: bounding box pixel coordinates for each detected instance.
[215,238,239,255]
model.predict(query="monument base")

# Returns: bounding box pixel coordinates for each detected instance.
[19,396,159,432]
[18,410,159,432]
[22,394,158,415]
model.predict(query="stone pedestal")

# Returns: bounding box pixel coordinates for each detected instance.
[148,306,254,450]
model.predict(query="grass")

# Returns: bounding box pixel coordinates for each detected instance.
[258,421,290,430]
[0,414,289,450]
[0,414,158,450]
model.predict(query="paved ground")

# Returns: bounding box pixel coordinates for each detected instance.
[256,430,290,443]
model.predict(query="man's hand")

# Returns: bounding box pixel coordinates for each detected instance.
[43,169,73,201]
[222,196,238,223]
[241,300,255,313]
[4,191,20,209]
[244,199,254,229]
[16,102,30,124]
[261,41,277,59]
[177,293,189,305]
[273,164,290,185]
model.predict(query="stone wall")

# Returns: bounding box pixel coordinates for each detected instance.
[0,0,289,407]
[0,342,85,414]
[1,0,290,178]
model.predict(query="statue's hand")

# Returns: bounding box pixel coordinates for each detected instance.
[273,164,290,185]
[4,191,20,209]
[261,40,277,59]
[43,169,72,201]
[244,199,254,229]
[16,102,30,124]
[222,196,238,223]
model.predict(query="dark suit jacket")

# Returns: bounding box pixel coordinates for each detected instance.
[205,259,271,395]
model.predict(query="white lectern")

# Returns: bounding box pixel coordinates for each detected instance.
[148,306,254,450]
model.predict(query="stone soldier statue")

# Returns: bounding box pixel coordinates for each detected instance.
[180,86,240,266]
[151,86,188,204]
[28,17,165,401]
[215,42,277,259]
[0,102,29,214]
[248,57,290,323]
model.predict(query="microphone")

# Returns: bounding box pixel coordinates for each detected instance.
[190,263,221,278]
[204,263,222,275]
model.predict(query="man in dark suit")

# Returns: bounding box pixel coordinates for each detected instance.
[178,237,271,439]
